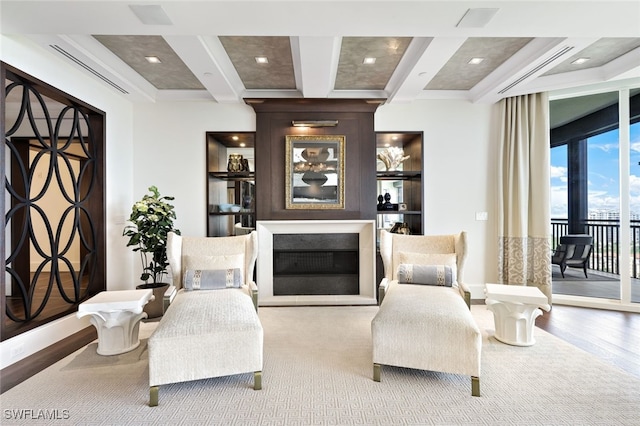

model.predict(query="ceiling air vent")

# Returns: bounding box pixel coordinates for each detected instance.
[50,44,130,94]
[498,46,574,94]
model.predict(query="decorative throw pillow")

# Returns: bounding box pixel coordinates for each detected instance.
[397,264,455,287]
[396,252,458,285]
[183,254,244,285]
[183,268,242,290]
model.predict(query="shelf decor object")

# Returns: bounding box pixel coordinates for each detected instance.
[227,154,250,172]
[285,135,345,210]
[227,153,243,171]
[377,146,410,171]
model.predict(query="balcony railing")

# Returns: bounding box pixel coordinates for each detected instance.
[551,219,640,278]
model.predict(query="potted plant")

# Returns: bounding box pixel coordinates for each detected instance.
[123,185,180,318]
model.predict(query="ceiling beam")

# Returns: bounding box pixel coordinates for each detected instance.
[292,36,341,99]
[385,37,465,104]
[512,47,640,99]
[164,35,244,103]
[472,38,599,104]
[601,47,640,81]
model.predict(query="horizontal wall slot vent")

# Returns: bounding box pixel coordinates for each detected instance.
[499,46,574,94]
[50,44,129,94]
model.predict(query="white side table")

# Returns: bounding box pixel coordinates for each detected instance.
[484,283,550,346]
[77,290,154,355]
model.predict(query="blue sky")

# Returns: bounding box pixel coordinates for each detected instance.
[550,122,640,218]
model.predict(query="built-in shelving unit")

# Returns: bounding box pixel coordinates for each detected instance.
[206,132,256,237]
[374,132,424,288]
[375,132,424,236]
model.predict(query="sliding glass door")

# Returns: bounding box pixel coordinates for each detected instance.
[550,87,640,309]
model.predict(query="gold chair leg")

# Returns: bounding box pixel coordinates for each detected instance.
[471,376,480,397]
[149,386,159,407]
[373,363,381,382]
[254,371,262,390]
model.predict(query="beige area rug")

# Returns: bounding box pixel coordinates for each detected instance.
[2,305,639,425]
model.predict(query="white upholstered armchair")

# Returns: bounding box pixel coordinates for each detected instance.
[371,230,482,396]
[147,231,263,406]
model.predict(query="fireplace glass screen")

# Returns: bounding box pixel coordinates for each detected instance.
[273,233,359,295]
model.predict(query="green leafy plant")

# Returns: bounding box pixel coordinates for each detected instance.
[123,186,180,284]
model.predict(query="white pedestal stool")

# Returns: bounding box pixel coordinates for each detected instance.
[485,283,550,346]
[77,289,154,355]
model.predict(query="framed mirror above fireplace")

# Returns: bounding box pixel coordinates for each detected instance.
[285,135,345,210]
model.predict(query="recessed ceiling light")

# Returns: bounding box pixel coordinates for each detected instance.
[232,136,239,141]
[255,56,268,64]
[571,57,590,65]
[363,57,376,65]
[468,57,484,65]
[145,56,162,64]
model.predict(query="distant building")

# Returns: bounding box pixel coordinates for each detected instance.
[588,210,620,221]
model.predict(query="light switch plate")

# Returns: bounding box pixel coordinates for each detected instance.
[475,212,488,221]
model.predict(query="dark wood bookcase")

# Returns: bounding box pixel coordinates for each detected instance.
[206,132,256,237]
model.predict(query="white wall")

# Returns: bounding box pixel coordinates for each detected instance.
[130,102,256,239]
[1,36,500,369]
[130,101,500,296]
[1,35,135,368]
[376,100,500,295]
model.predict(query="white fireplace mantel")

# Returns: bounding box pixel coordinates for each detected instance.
[256,220,377,306]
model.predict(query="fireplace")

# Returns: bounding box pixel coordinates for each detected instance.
[256,220,377,305]
[273,233,359,295]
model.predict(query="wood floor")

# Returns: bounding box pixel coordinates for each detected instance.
[4,271,93,338]
[2,303,639,394]
[536,304,640,379]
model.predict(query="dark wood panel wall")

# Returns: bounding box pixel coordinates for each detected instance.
[248,99,381,221]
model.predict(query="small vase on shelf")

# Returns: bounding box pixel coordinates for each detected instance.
[227,154,243,172]
[242,195,252,210]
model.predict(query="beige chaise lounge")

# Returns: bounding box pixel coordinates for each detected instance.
[371,230,481,396]
[147,232,263,406]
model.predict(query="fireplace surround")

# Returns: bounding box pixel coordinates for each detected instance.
[256,220,377,305]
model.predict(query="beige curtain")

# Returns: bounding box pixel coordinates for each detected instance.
[497,92,552,303]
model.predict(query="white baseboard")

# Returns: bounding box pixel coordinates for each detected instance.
[0,314,90,370]
[469,283,486,301]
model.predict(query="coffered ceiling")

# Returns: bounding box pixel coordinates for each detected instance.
[1,1,639,105]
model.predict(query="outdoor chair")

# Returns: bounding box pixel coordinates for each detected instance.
[552,234,593,278]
